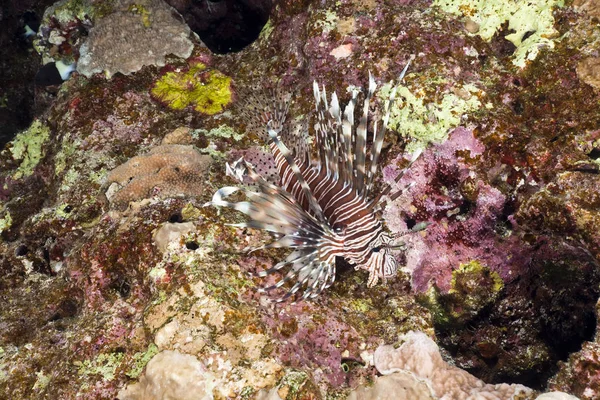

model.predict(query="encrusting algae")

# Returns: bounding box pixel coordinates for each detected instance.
[151,61,233,115]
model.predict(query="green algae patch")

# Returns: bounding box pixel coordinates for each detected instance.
[449,260,504,299]
[32,370,51,392]
[46,0,116,25]
[126,343,159,379]
[0,211,12,235]
[419,260,504,328]
[151,62,232,115]
[127,3,151,27]
[75,352,125,381]
[314,9,339,34]
[258,19,274,42]
[432,0,564,68]
[379,81,482,153]
[54,136,78,176]
[202,125,244,141]
[9,120,50,179]
[192,125,245,158]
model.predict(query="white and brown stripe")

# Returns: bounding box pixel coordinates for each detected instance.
[206,65,417,301]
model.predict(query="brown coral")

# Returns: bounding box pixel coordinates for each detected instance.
[77,0,194,78]
[577,57,600,91]
[105,144,212,210]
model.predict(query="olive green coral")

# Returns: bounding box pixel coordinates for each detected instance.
[8,120,50,179]
[419,260,504,328]
[151,62,233,115]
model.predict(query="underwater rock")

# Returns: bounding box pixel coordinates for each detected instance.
[117,350,217,400]
[1,0,600,398]
[372,331,533,399]
[577,57,600,91]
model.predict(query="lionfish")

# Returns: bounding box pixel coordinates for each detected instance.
[205,65,420,301]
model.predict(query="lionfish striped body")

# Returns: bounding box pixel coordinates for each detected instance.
[207,67,417,301]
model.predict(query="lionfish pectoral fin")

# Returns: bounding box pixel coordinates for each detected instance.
[366,269,380,288]
[256,250,336,302]
[203,186,242,208]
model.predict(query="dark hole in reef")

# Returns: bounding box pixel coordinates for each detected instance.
[405,217,416,230]
[15,245,28,256]
[521,30,536,42]
[186,241,200,250]
[48,298,79,322]
[422,241,599,391]
[477,53,488,65]
[41,247,53,274]
[166,0,273,54]
[490,23,517,57]
[169,212,183,223]
[458,199,473,215]
[495,200,517,234]
[117,279,131,298]
[588,148,600,160]
[511,99,524,115]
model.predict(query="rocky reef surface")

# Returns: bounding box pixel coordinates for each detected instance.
[1,0,600,398]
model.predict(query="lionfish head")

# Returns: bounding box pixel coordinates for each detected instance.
[355,231,398,288]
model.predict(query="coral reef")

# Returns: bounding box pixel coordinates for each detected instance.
[549,299,600,399]
[77,0,194,78]
[3,120,50,179]
[1,0,600,398]
[118,350,217,400]
[432,0,565,67]
[350,331,579,400]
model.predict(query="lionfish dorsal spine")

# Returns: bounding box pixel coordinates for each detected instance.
[268,125,328,225]
[341,90,357,185]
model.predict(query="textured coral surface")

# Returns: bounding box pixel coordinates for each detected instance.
[1,0,600,399]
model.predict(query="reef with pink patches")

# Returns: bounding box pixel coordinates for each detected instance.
[383,127,523,292]
[2,0,600,398]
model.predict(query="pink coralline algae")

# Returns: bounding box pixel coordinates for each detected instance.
[383,127,524,292]
[258,297,377,391]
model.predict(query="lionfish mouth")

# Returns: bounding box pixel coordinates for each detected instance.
[205,62,423,302]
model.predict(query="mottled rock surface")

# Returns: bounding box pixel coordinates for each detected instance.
[1,0,599,398]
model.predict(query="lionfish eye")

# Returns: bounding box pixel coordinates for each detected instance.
[372,246,381,253]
